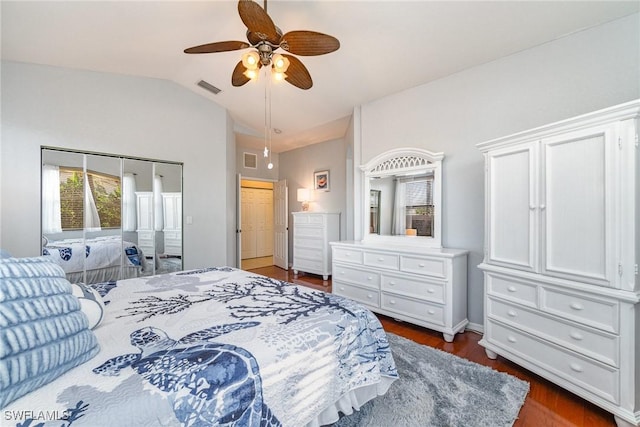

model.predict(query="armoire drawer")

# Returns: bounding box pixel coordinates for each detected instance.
[485,273,537,308]
[334,282,379,307]
[332,247,363,264]
[294,214,325,225]
[294,258,323,273]
[294,247,323,260]
[487,297,619,367]
[381,274,445,304]
[333,264,380,289]
[400,255,448,279]
[294,237,323,249]
[364,252,399,270]
[293,226,323,239]
[381,293,445,326]
[488,320,619,404]
[541,287,619,334]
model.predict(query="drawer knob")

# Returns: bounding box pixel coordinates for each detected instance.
[367,294,373,299]
[569,363,583,373]
[418,263,425,267]
[367,276,373,281]
[507,336,517,343]
[378,257,385,262]
[427,288,434,294]
[507,286,517,293]
[389,299,396,304]
[507,310,517,317]
[427,309,435,315]
[339,287,345,291]
[569,302,584,311]
[389,281,396,286]
[569,331,584,341]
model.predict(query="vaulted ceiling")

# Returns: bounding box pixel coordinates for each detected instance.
[2,1,638,153]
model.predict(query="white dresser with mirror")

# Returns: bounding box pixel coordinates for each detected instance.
[331,148,469,342]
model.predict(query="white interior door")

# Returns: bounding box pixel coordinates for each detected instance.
[241,187,257,259]
[273,179,288,270]
[256,189,274,257]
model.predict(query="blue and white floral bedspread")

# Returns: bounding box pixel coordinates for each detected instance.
[42,236,145,273]
[5,267,397,427]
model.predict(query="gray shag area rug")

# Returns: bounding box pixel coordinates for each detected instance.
[331,333,529,427]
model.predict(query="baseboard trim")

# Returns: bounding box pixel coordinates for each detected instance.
[465,322,484,335]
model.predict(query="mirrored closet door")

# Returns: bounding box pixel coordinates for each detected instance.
[41,147,183,285]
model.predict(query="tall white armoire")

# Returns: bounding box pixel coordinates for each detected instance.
[477,100,639,427]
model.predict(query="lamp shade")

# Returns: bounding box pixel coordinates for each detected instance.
[297,188,310,202]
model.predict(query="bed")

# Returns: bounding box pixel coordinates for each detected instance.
[1,261,398,427]
[42,235,149,284]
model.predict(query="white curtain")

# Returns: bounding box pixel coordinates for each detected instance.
[84,174,101,231]
[42,164,62,234]
[392,180,406,235]
[122,173,137,232]
[154,174,164,231]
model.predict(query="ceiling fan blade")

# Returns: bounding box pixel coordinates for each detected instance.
[280,31,340,56]
[282,54,312,90]
[238,0,280,45]
[231,60,263,87]
[184,40,250,54]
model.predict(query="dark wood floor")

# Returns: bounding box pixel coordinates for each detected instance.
[248,265,617,427]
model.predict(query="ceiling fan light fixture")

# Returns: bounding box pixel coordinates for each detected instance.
[272,53,290,73]
[273,71,287,82]
[242,51,260,69]
[243,68,259,80]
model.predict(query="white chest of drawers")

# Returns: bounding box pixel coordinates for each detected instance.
[292,212,340,280]
[330,241,468,342]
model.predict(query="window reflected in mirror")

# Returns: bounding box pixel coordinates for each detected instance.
[370,190,381,234]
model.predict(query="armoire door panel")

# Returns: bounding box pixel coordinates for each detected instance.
[541,124,615,286]
[487,144,537,271]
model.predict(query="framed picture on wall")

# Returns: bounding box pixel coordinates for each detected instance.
[314,170,330,191]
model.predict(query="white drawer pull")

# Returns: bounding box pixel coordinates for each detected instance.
[427,288,435,294]
[427,309,435,315]
[507,310,517,317]
[569,363,583,373]
[345,253,350,257]
[507,286,517,292]
[339,287,345,291]
[377,257,385,262]
[569,331,584,341]
[569,302,584,311]
[367,276,373,281]
[367,294,373,299]
[418,263,425,267]
[507,336,517,343]
[389,299,396,304]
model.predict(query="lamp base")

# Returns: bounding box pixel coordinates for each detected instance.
[301,202,309,211]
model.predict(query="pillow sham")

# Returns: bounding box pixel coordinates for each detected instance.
[70,283,105,329]
[0,257,100,408]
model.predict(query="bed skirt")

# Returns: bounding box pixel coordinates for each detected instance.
[306,376,396,426]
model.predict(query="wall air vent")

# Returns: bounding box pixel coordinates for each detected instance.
[197,80,221,95]
[244,152,257,169]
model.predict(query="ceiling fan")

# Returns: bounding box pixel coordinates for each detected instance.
[184,0,340,90]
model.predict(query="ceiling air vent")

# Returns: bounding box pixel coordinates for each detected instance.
[197,80,221,95]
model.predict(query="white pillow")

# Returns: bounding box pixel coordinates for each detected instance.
[71,284,105,329]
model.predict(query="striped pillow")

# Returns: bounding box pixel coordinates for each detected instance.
[0,257,100,408]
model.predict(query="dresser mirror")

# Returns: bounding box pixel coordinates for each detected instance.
[41,147,183,284]
[361,148,443,248]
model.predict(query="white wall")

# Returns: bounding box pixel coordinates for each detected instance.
[1,61,235,269]
[357,14,640,326]
[278,138,347,263]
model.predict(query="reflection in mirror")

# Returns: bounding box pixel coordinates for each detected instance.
[124,158,155,277]
[369,190,381,234]
[154,162,183,274]
[361,148,443,248]
[42,148,183,284]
